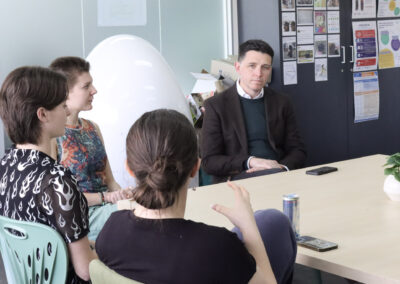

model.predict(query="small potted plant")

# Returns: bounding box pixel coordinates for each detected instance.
[383,153,400,201]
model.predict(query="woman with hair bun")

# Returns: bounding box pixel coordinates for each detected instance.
[96,109,296,284]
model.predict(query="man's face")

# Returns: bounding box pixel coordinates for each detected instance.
[235,50,272,98]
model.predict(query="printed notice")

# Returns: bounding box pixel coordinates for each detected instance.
[282,12,297,36]
[297,26,314,44]
[314,0,327,10]
[377,19,400,68]
[283,61,298,85]
[281,0,296,11]
[378,0,400,18]
[315,35,328,57]
[315,58,328,81]
[353,71,380,123]
[328,34,341,57]
[282,37,297,61]
[98,0,147,27]
[353,21,378,72]
[298,45,315,63]
[352,0,376,19]
[328,11,340,33]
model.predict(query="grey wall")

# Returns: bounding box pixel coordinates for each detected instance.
[237,0,282,85]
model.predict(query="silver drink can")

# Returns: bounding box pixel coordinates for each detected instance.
[283,193,299,238]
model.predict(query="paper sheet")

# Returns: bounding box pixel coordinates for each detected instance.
[283,61,298,85]
[98,0,147,27]
[378,0,400,18]
[353,71,380,123]
[352,0,376,19]
[353,21,378,72]
[377,19,400,69]
[315,58,328,81]
[327,11,340,33]
[297,26,314,44]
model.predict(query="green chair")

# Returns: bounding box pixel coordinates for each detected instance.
[89,259,142,284]
[0,215,68,284]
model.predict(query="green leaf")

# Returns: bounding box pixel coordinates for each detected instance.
[384,168,395,176]
[394,171,400,182]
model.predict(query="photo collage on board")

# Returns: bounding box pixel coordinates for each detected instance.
[281,0,341,84]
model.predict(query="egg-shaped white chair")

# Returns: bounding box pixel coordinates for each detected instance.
[83,35,195,188]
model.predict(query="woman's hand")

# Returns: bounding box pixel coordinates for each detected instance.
[211,181,257,232]
[104,187,134,204]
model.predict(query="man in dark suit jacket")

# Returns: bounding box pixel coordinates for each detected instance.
[201,39,306,183]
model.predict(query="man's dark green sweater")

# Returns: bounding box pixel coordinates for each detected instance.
[239,95,278,164]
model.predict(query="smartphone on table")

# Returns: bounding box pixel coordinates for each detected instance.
[297,236,338,252]
[306,166,338,176]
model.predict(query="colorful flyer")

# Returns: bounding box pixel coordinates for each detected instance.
[283,61,298,85]
[281,0,296,11]
[282,12,297,36]
[315,35,328,57]
[282,37,297,61]
[298,45,315,63]
[314,11,327,33]
[377,19,400,69]
[314,0,327,10]
[328,34,341,57]
[352,0,377,19]
[327,11,340,33]
[378,0,400,18]
[353,71,380,123]
[353,21,378,72]
[315,58,328,81]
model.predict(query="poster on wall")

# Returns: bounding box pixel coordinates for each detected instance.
[315,58,328,81]
[378,0,400,18]
[377,19,400,68]
[297,26,314,44]
[315,35,328,57]
[352,21,378,72]
[298,45,315,63]
[352,0,376,19]
[328,34,341,57]
[282,13,297,36]
[98,0,147,27]
[283,61,298,85]
[281,0,296,11]
[314,0,327,10]
[297,8,314,25]
[353,71,380,123]
[282,37,297,61]
[297,0,313,6]
[314,11,327,33]
[327,0,339,10]
[327,11,340,33]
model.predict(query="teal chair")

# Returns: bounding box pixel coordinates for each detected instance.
[90,259,142,284]
[0,215,68,284]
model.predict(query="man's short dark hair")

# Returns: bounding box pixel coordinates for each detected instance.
[238,39,274,61]
[49,56,90,88]
[0,66,68,145]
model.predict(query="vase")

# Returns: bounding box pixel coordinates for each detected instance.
[383,174,400,201]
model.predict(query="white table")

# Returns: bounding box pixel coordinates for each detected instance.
[185,155,400,284]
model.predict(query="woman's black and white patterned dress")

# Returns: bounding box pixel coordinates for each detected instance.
[0,147,89,283]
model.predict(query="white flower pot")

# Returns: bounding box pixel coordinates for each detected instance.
[383,175,400,201]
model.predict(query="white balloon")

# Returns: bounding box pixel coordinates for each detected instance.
[83,34,194,188]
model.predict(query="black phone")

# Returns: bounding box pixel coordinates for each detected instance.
[306,166,338,176]
[297,236,338,252]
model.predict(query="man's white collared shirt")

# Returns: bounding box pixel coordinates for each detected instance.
[236,80,264,100]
